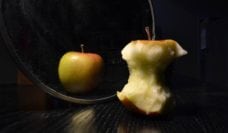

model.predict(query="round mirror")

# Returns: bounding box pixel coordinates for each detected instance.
[0,0,154,104]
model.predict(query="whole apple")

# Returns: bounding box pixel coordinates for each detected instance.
[58,49,104,94]
[117,39,187,115]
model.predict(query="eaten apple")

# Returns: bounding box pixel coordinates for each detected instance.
[58,45,104,93]
[117,39,187,115]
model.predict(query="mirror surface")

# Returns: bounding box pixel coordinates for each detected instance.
[0,0,153,103]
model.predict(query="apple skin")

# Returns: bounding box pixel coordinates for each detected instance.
[117,39,187,116]
[58,51,104,93]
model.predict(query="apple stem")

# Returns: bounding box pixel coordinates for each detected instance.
[80,44,84,53]
[147,0,156,40]
[145,26,152,40]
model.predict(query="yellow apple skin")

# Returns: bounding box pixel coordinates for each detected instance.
[58,51,104,93]
[117,39,187,115]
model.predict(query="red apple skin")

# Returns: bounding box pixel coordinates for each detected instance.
[58,51,104,93]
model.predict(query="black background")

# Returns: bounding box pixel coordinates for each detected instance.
[1,0,228,87]
[0,0,228,132]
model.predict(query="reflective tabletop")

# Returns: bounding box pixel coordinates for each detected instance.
[0,83,228,133]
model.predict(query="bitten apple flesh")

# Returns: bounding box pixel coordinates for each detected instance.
[117,40,187,115]
[58,52,104,93]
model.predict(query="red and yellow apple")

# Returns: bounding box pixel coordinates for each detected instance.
[58,49,104,93]
[117,39,187,115]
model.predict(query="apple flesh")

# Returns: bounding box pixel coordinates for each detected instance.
[58,51,104,93]
[117,39,187,115]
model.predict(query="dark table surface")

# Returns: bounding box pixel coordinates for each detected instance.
[0,83,228,133]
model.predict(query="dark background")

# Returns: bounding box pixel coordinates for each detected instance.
[152,0,228,88]
[0,37,16,84]
[0,1,228,132]
[0,0,228,87]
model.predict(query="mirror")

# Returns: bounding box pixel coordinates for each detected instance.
[0,0,153,103]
